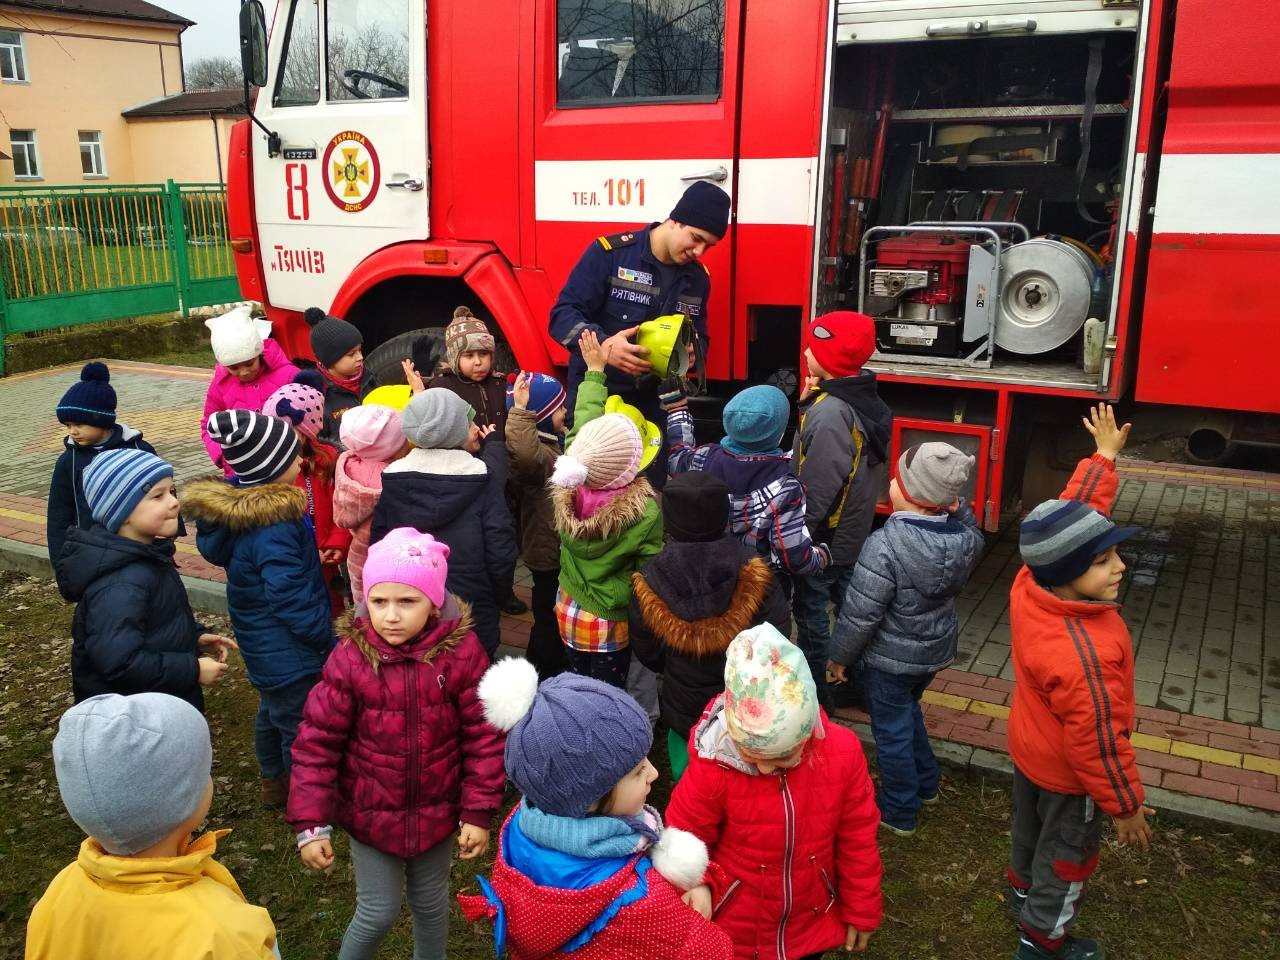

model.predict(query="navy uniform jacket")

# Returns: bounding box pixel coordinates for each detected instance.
[548,224,712,417]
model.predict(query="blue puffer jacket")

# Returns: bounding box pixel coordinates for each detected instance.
[829,501,985,675]
[183,479,333,690]
[58,525,205,711]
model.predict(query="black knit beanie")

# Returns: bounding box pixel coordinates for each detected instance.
[668,181,730,238]
[57,362,117,428]
[662,471,731,542]
[305,306,363,368]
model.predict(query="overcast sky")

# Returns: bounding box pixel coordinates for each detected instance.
[160,0,243,63]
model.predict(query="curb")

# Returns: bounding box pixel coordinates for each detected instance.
[829,716,1280,836]
[0,538,228,615]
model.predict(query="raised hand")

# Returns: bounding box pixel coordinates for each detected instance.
[1081,403,1132,461]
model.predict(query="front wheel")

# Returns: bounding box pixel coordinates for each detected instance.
[364,327,519,387]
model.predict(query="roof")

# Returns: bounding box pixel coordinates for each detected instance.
[0,1,193,27]
[123,89,247,119]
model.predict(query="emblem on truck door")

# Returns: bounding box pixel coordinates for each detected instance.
[322,130,381,213]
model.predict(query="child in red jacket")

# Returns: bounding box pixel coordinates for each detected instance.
[666,622,883,959]
[458,657,733,960]
[264,378,352,615]
[1007,404,1154,960]
[289,527,506,959]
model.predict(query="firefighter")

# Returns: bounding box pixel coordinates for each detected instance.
[548,180,730,483]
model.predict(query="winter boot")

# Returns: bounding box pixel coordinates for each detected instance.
[260,773,289,809]
[1014,934,1105,960]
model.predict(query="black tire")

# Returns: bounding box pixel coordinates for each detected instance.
[365,326,518,386]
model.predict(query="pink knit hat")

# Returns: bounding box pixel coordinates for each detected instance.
[262,382,325,439]
[362,527,450,607]
[340,404,405,462]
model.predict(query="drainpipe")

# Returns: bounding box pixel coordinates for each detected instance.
[210,112,224,184]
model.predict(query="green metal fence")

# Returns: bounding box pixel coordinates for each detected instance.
[0,180,242,372]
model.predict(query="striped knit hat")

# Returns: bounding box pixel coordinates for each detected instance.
[82,448,174,533]
[1019,499,1140,587]
[206,409,300,486]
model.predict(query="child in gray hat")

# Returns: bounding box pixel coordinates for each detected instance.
[27,693,279,959]
[827,440,985,837]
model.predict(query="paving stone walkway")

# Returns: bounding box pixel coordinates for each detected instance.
[2,360,1279,816]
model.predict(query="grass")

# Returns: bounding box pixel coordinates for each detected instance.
[1,568,1277,959]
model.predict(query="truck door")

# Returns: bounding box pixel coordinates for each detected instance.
[251,0,429,312]
[532,1,744,381]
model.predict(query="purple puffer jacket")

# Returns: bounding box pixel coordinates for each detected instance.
[202,339,301,474]
[287,599,506,859]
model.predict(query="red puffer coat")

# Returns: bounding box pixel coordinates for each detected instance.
[287,600,505,859]
[666,697,883,959]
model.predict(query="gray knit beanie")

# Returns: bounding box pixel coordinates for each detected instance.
[53,693,212,855]
[897,442,975,509]
[478,658,652,818]
[401,388,473,449]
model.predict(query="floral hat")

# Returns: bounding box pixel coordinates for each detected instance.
[723,623,821,758]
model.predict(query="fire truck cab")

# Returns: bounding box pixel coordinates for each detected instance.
[230,0,1280,527]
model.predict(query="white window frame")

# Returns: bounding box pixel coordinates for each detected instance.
[0,30,28,83]
[79,130,107,178]
[10,129,40,180]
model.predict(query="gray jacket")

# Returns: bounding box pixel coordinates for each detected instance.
[829,501,985,675]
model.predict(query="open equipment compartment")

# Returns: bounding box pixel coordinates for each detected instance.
[814,2,1147,389]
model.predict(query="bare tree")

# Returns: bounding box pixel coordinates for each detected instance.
[185,55,243,90]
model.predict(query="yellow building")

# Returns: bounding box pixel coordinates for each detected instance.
[0,0,240,185]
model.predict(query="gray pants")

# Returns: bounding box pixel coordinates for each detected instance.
[340,835,452,960]
[1008,768,1104,951]
[627,657,660,725]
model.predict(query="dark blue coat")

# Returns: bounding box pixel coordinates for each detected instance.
[548,225,712,416]
[183,478,333,690]
[58,525,204,711]
[47,425,157,576]
[370,441,516,657]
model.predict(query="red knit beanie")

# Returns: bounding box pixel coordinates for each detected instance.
[806,311,875,379]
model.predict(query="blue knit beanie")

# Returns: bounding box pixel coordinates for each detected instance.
[56,362,117,428]
[1020,498,1140,587]
[478,658,652,818]
[721,385,790,455]
[505,372,567,435]
[82,448,175,533]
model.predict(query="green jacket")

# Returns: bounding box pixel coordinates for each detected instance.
[554,370,663,621]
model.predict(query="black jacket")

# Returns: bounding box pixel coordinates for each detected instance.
[46,425,158,579]
[629,537,791,737]
[58,526,205,711]
[370,441,516,656]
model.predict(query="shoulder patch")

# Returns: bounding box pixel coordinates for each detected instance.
[699,261,711,277]
[597,231,639,252]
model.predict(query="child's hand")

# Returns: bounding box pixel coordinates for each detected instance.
[457,824,489,860]
[845,926,873,952]
[799,375,822,403]
[320,547,344,565]
[512,372,532,410]
[826,660,849,685]
[680,884,712,920]
[197,656,228,686]
[300,838,335,873]
[1113,805,1155,850]
[198,632,238,663]
[578,329,615,373]
[1082,403,1131,461]
[401,358,426,394]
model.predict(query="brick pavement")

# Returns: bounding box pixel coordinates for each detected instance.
[3,360,1279,815]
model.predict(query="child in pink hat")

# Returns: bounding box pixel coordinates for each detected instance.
[333,404,408,607]
[289,527,505,960]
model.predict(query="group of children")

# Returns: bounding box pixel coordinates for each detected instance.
[31,304,1152,960]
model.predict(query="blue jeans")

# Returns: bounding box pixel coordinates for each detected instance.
[792,563,855,707]
[863,667,939,831]
[254,673,319,779]
[565,646,631,689]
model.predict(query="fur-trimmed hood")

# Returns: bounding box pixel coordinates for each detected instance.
[182,477,307,530]
[551,478,654,543]
[338,595,474,671]
[632,550,774,657]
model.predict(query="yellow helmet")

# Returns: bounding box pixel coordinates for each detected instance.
[362,384,414,412]
[604,395,662,472]
[635,314,695,379]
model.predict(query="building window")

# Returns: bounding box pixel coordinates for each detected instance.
[79,131,106,177]
[10,129,39,179]
[274,0,320,106]
[0,30,27,82]
[557,0,725,106]
[326,0,410,101]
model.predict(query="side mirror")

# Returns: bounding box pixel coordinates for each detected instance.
[239,1,269,89]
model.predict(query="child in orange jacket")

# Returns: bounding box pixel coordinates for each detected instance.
[1007,404,1154,960]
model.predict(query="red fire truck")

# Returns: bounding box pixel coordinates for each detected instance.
[228,0,1279,528]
